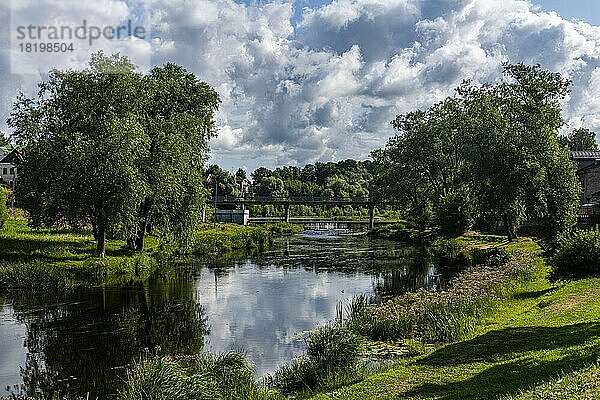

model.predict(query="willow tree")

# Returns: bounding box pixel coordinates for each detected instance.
[374,63,580,239]
[9,53,147,256]
[128,64,220,251]
[8,53,220,256]
[460,63,580,238]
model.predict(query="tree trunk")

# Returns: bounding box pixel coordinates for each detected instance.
[128,197,151,251]
[96,223,106,258]
[503,214,518,241]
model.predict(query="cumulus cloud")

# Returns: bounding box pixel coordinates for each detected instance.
[1,0,600,168]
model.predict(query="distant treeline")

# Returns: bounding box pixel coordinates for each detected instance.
[204,160,375,218]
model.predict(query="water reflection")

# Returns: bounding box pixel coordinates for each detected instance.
[191,231,438,376]
[2,278,208,398]
[0,230,439,398]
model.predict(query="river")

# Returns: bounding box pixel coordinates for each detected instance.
[0,229,439,398]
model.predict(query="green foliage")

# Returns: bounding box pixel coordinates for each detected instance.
[191,224,273,255]
[265,222,304,236]
[0,188,9,229]
[559,127,598,151]
[435,191,473,237]
[372,63,580,239]
[247,160,372,217]
[0,131,9,146]
[271,325,363,394]
[8,52,219,257]
[120,353,269,400]
[551,229,600,280]
[347,251,543,342]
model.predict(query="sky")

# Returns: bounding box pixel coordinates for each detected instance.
[1,0,600,172]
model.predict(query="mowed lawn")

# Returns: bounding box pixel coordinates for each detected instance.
[312,278,600,400]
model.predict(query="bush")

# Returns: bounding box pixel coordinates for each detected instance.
[347,251,541,342]
[271,325,362,394]
[120,352,269,400]
[434,238,473,269]
[0,189,9,229]
[551,229,600,280]
[434,191,473,237]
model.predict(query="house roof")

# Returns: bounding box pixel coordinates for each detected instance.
[572,151,600,159]
[0,148,21,164]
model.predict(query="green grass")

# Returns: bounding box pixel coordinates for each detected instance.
[0,218,159,289]
[310,244,600,400]
[0,219,305,291]
[119,352,276,400]
[190,222,302,255]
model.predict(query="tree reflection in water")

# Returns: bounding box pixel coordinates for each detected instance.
[7,275,208,398]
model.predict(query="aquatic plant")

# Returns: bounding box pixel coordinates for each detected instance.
[270,325,363,394]
[0,261,72,292]
[191,225,274,255]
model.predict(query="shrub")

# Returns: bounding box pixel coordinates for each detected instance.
[271,325,362,394]
[434,238,473,269]
[434,191,473,237]
[0,188,9,229]
[551,229,600,280]
[347,251,541,342]
[120,352,269,400]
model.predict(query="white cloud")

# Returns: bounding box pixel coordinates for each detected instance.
[1,0,600,168]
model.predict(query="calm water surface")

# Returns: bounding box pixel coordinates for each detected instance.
[0,230,438,398]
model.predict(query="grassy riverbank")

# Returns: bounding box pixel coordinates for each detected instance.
[0,218,160,288]
[309,237,600,400]
[191,222,302,255]
[0,218,303,290]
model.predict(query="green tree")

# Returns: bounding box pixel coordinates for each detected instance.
[128,63,219,251]
[9,53,146,257]
[0,131,9,146]
[559,127,598,151]
[461,63,579,238]
[8,53,219,256]
[255,176,287,197]
[205,164,239,198]
[373,63,580,239]
[371,98,470,232]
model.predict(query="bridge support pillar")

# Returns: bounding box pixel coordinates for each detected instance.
[369,205,375,230]
[284,204,291,223]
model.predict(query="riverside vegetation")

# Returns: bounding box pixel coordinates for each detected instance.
[0,213,302,291]
[2,55,599,399]
[15,232,596,400]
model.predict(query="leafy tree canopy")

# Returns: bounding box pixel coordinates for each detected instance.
[373,63,580,239]
[559,127,598,151]
[8,52,220,256]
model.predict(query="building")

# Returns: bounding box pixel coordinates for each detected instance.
[0,146,19,187]
[572,151,600,205]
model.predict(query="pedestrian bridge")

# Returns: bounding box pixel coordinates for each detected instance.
[213,196,377,228]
